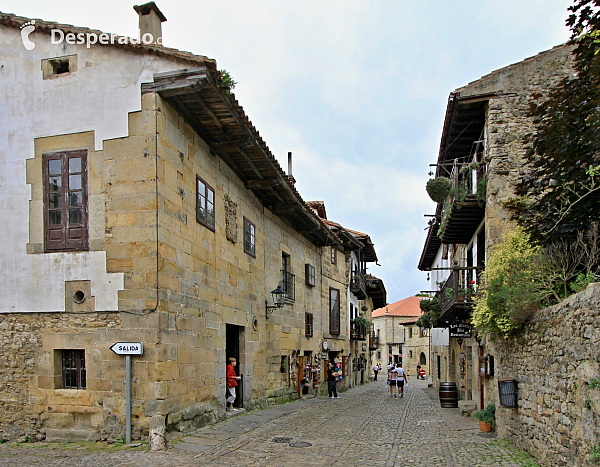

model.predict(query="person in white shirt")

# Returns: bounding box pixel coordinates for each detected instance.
[393,363,408,397]
[388,364,397,397]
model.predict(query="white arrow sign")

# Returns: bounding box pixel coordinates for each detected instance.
[110,342,143,356]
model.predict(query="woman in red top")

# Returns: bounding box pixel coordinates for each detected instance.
[226,357,241,412]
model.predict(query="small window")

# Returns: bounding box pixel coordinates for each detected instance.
[62,349,86,389]
[41,54,77,79]
[196,175,215,230]
[305,312,314,338]
[243,217,256,257]
[305,264,315,287]
[329,287,340,335]
[377,350,381,359]
[409,327,413,339]
[331,246,336,264]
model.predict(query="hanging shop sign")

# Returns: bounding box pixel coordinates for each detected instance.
[449,324,472,338]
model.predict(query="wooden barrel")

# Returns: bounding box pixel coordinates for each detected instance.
[439,382,458,408]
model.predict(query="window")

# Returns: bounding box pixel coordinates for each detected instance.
[305,312,314,338]
[62,349,86,389]
[377,350,381,359]
[409,327,413,339]
[282,253,295,301]
[329,287,340,335]
[43,150,88,252]
[243,217,255,257]
[41,54,77,79]
[331,246,336,264]
[305,263,315,287]
[196,175,215,230]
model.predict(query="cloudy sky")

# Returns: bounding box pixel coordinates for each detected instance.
[4,0,572,303]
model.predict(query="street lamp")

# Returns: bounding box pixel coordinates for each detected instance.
[265,286,285,320]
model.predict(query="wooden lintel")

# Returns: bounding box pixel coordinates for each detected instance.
[245,179,282,190]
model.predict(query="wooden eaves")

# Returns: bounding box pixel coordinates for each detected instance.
[141,67,339,247]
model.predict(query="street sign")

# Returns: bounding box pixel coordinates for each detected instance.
[449,324,472,338]
[110,342,143,355]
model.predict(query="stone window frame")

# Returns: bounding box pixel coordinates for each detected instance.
[196,175,215,231]
[42,150,89,252]
[331,246,336,264]
[243,216,256,257]
[305,312,314,338]
[329,287,340,335]
[61,349,86,389]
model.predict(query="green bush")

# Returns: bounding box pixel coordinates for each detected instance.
[473,227,540,339]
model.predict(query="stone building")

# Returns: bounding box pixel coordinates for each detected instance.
[370,296,421,370]
[398,316,429,378]
[307,202,387,388]
[0,4,384,442]
[417,44,575,410]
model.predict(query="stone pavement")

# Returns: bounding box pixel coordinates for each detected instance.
[0,379,537,466]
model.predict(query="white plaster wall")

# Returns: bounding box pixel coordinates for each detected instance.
[0,26,194,312]
[431,327,449,346]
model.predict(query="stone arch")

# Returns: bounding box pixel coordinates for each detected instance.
[419,352,427,365]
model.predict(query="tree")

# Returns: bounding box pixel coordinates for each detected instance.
[513,0,600,245]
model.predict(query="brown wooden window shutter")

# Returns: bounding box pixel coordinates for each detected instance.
[43,150,89,252]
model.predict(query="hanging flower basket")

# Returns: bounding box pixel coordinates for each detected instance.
[426,177,452,203]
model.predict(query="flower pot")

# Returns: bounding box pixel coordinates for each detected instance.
[479,421,493,432]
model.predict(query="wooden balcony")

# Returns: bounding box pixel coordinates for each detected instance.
[439,160,486,245]
[350,320,368,341]
[438,267,482,325]
[350,273,367,300]
[369,332,379,350]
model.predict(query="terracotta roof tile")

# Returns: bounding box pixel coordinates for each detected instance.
[371,296,422,318]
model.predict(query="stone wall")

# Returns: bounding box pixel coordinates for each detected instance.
[491,283,600,466]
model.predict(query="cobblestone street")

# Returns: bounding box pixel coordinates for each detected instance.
[0,380,536,466]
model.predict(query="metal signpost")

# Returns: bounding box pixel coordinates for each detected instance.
[110,342,143,444]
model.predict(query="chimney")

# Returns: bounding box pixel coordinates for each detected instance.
[287,151,296,187]
[133,2,167,45]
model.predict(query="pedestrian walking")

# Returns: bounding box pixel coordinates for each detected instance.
[327,362,340,399]
[393,363,408,397]
[373,364,379,381]
[416,363,421,379]
[226,357,241,411]
[387,364,397,397]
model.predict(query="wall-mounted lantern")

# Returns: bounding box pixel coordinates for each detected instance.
[265,286,285,320]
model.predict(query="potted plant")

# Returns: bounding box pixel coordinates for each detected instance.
[426,177,452,203]
[473,403,495,432]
